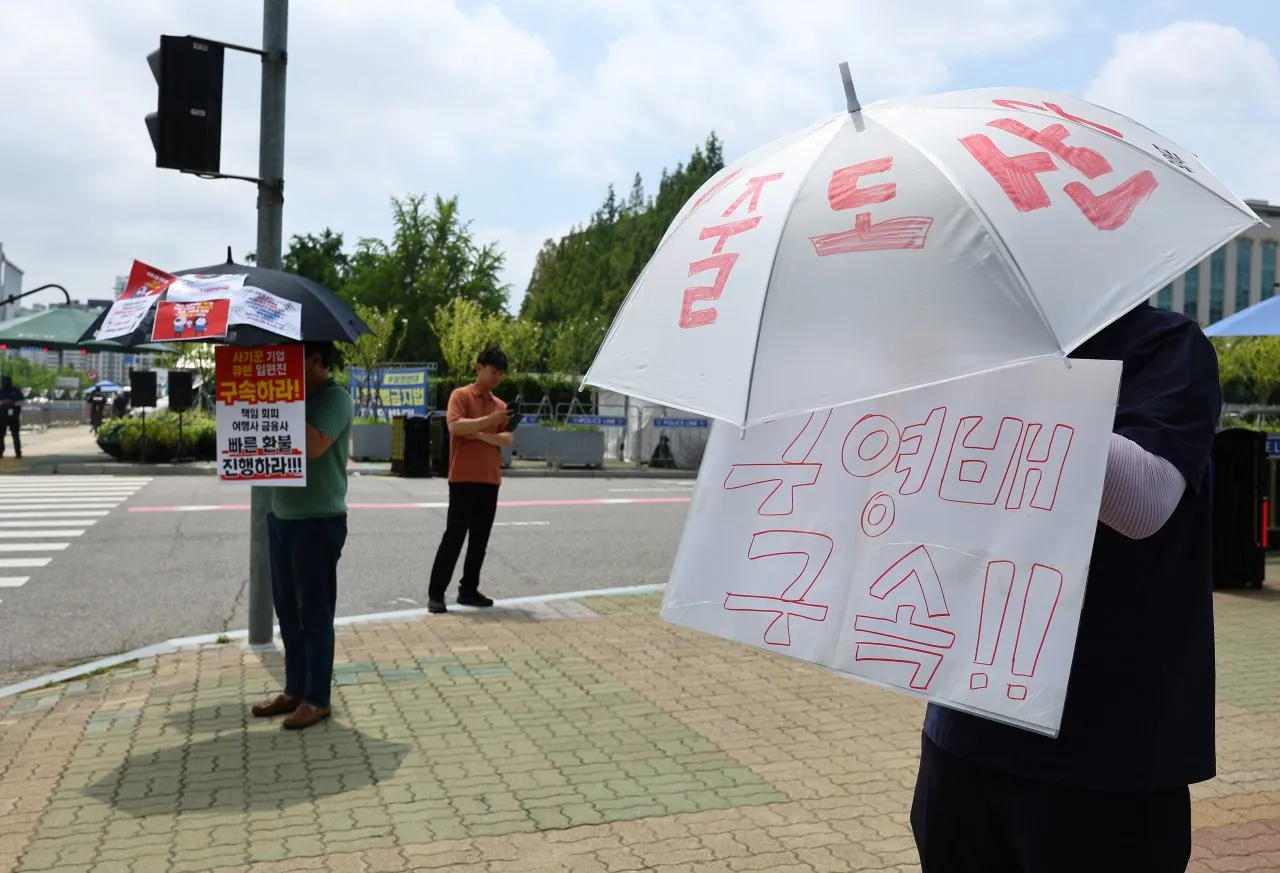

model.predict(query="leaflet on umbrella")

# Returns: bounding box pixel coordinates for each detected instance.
[229,285,302,340]
[660,356,1121,737]
[94,260,175,339]
[147,280,302,342]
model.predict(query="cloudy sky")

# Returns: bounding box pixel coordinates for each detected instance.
[1,0,1277,313]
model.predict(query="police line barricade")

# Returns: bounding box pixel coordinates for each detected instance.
[646,415,710,470]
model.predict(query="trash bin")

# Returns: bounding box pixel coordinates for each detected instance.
[1210,427,1266,590]
[425,412,449,478]
[390,415,406,476]
[402,415,431,479]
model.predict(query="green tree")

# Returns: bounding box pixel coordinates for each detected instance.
[1214,336,1280,404]
[519,132,726,359]
[428,296,501,377]
[341,303,400,418]
[282,229,351,292]
[345,194,509,364]
[546,315,608,376]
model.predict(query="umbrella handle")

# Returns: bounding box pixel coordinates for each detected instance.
[838,62,862,114]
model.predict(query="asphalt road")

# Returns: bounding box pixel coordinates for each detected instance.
[0,474,693,685]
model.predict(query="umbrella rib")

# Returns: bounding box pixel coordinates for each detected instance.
[868,112,1065,358]
[741,118,845,430]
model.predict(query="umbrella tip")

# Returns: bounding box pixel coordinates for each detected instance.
[838,61,862,114]
[226,246,234,264]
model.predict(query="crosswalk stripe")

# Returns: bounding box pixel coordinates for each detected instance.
[0,530,83,538]
[0,503,125,511]
[0,511,110,519]
[0,520,102,528]
[0,476,153,609]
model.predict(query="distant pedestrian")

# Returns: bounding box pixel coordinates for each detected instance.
[911,303,1221,873]
[427,343,514,614]
[88,389,107,433]
[252,341,353,730]
[0,376,23,459]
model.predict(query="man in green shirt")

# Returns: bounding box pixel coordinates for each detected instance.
[251,341,353,730]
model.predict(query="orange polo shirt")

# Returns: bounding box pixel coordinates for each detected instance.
[445,384,506,485]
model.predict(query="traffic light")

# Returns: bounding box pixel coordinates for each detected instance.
[145,35,225,174]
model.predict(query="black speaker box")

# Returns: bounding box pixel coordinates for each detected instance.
[130,370,158,408]
[168,370,195,412]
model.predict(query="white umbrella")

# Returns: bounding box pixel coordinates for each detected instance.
[585,65,1262,427]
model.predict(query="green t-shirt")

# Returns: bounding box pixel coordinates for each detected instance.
[271,378,353,519]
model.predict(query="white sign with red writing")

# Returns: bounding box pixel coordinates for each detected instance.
[661,357,1122,736]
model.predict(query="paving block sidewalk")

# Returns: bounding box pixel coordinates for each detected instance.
[2,587,1279,873]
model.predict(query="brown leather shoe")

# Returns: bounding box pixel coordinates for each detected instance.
[251,693,300,718]
[282,702,331,730]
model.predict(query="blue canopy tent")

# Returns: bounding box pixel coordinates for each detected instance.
[1204,296,1280,337]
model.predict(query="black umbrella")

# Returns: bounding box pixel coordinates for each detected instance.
[77,252,370,348]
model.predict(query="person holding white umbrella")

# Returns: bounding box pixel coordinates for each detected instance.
[911,299,1221,872]
[582,68,1255,872]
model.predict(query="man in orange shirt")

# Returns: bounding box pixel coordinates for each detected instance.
[427,344,515,614]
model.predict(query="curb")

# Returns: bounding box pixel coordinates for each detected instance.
[0,583,666,700]
[2,462,699,480]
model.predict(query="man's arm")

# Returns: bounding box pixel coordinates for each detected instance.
[1099,433,1186,539]
[470,431,514,447]
[305,423,334,460]
[306,387,354,460]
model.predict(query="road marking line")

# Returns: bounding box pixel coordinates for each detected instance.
[0,543,70,552]
[0,577,30,587]
[127,496,693,513]
[0,484,148,488]
[0,520,101,528]
[493,521,550,527]
[0,511,110,519]
[0,530,84,538]
[608,486,696,493]
[0,557,51,568]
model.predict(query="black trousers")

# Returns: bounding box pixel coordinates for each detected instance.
[912,733,1191,873]
[267,513,347,709]
[1,411,19,457]
[428,482,500,599]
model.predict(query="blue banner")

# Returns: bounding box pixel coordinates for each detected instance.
[349,367,430,419]
[1268,437,1280,458]
[654,417,708,428]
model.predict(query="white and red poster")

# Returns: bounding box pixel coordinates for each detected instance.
[214,345,307,486]
[94,260,175,340]
[661,357,1122,736]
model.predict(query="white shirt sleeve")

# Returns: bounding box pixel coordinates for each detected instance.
[1098,432,1187,539]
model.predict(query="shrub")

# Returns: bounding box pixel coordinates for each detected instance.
[97,412,217,463]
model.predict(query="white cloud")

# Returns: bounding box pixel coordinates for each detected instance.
[17,0,1232,323]
[1086,21,1280,203]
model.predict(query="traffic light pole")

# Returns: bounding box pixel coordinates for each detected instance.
[247,0,288,649]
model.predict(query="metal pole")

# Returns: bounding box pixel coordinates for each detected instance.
[247,0,288,649]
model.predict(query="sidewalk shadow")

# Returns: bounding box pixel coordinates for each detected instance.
[83,721,409,816]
